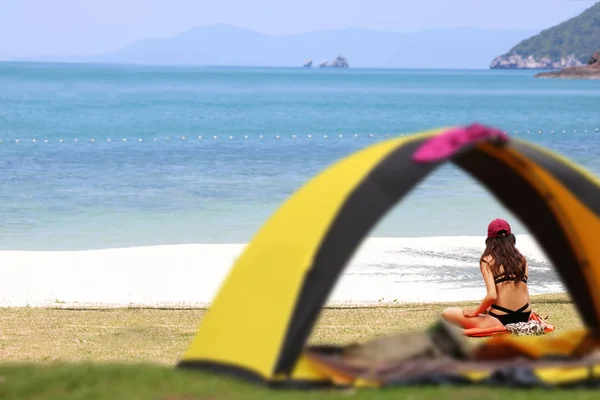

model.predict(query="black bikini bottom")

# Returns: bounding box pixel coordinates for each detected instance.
[488,303,531,326]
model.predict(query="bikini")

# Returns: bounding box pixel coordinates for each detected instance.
[487,273,531,325]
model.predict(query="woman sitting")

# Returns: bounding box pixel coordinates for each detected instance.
[442,218,531,329]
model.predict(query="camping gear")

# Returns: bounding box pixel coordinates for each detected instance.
[342,320,472,365]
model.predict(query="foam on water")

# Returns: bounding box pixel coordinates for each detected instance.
[329,235,562,305]
[0,235,563,307]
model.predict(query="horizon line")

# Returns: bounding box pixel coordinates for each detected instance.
[0,59,549,71]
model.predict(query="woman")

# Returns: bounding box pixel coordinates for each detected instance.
[442,218,531,329]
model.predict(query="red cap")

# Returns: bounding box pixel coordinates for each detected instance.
[487,218,511,238]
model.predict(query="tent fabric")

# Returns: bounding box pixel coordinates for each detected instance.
[178,123,600,388]
[301,328,599,388]
[305,346,600,388]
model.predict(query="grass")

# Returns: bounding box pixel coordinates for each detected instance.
[0,293,593,399]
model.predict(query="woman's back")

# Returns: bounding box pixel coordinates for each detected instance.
[484,254,531,315]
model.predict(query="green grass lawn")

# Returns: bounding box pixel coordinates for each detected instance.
[0,293,594,399]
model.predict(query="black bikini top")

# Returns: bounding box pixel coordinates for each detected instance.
[494,274,528,285]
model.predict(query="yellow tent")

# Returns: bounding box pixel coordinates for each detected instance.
[178,123,600,388]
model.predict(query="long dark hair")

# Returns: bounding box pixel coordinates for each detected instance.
[480,233,526,281]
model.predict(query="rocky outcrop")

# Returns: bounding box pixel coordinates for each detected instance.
[314,56,349,68]
[329,55,349,68]
[535,51,600,79]
[490,53,582,69]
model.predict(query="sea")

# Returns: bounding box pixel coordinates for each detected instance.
[1,62,599,306]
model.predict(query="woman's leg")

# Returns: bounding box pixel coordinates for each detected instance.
[441,307,504,330]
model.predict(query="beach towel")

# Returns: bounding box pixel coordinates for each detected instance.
[463,311,555,338]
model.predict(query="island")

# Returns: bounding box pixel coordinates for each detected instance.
[535,51,600,79]
[329,55,349,68]
[489,2,599,70]
[308,55,349,68]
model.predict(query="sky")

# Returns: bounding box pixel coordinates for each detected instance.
[0,0,596,57]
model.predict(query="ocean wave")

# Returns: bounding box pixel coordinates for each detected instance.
[0,235,563,307]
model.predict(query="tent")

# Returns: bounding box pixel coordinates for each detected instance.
[177,123,600,388]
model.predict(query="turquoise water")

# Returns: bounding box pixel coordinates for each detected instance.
[1,62,600,251]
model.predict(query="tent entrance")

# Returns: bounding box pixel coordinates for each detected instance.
[178,124,600,389]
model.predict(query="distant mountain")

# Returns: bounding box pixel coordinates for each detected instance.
[490,1,600,69]
[7,24,540,69]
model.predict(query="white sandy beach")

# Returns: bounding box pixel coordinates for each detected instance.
[0,236,564,308]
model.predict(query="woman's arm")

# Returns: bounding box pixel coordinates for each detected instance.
[464,259,498,317]
[525,261,531,305]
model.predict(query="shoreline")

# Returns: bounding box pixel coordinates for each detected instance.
[0,292,569,310]
[0,237,561,308]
